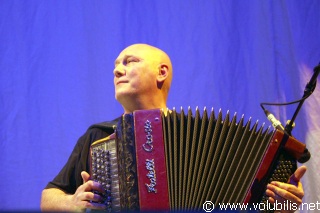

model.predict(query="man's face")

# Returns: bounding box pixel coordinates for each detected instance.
[113,45,159,103]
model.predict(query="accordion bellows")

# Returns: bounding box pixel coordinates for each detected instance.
[90,107,307,211]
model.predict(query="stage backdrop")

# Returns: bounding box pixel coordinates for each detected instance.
[1,1,319,211]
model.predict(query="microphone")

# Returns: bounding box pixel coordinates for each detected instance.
[264,109,286,132]
[305,63,320,93]
[285,63,320,134]
[296,64,319,163]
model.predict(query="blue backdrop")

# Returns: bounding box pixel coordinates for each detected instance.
[1,1,319,211]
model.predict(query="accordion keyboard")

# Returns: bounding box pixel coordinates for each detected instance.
[90,136,121,212]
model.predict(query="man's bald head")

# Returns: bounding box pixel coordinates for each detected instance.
[113,44,173,113]
[118,43,173,91]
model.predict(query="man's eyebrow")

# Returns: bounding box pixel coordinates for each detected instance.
[114,55,141,65]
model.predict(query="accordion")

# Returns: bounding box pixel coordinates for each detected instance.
[89,107,308,211]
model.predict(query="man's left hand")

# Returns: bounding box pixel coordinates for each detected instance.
[266,165,307,213]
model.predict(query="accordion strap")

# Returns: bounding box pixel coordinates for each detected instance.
[133,109,170,210]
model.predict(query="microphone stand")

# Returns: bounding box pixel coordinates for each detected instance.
[284,64,320,135]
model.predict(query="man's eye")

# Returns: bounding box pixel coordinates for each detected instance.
[126,58,139,64]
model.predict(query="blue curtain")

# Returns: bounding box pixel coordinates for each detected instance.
[1,0,319,211]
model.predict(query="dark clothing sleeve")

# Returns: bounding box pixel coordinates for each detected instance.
[45,119,118,194]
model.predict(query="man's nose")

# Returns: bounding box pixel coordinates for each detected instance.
[113,65,125,77]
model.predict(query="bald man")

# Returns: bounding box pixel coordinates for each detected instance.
[40,44,173,211]
[41,44,306,212]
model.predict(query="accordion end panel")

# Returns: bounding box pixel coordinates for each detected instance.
[245,129,308,205]
[133,109,170,211]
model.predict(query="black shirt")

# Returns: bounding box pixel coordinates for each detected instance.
[45,119,119,194]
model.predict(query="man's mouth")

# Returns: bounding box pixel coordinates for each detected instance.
[116,80,128,85]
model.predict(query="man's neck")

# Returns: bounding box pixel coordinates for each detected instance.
[122,104,168,114]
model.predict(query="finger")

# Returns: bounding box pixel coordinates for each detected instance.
[81,200,107,210]
[267,183,303,204]
[270,181,304,198]
[265,188,276,203]
[266,188,286,204]
[84,180,106,194]
[81,171,91,183]
[79,191,104,203]
[288,165,307,185]
[266,188,286,202]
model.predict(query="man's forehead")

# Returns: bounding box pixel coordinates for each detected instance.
[115,46,156,61]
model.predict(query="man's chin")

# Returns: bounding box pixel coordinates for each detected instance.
[115,92,135,103]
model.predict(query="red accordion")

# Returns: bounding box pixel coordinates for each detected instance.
[90,108,308,212]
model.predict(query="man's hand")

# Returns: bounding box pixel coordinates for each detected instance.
[69,171,107,211]
[41,171,107,212]
[266,165,307,213]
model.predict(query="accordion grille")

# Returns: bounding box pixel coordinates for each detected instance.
[162,107,273,210]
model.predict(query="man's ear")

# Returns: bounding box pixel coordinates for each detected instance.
[157,64,169,83]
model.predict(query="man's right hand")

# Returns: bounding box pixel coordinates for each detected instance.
[69,171,107,211]
[41,171,107,212]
